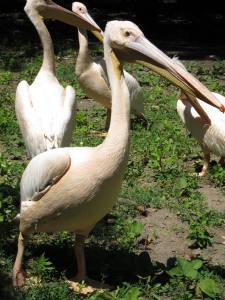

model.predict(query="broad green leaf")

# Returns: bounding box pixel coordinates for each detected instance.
[168,258,199,279]
[167,266,183,277]
[197,278,220,298]
[129,220,144,236]
[176,177,188,190]
[191,259,203,270]
[123,287,141,300]
[184,268,198,280]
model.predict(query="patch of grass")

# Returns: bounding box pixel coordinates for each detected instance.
[209,164,225,189]
[20,281,74,300]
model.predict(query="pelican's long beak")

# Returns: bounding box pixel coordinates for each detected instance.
[117,35,224,112]
[75,9,104,42]
[81,12,104,42]
[91,27,104,43]
[38,0,100,32]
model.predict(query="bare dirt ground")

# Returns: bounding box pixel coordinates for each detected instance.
[198,179,225,211]
[138,208,191,265]
[77,98,97,111]
[137,190,225,271]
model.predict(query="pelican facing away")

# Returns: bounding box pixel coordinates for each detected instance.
[16,0,100,158]
[72,2,145,129]
[174,57,225,176]
[13,20,223,287]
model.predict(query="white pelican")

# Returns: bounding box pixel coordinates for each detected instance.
[12,21,223,287]
[174,57,225,176]
[16,0,100,158]
[72,2,145,129]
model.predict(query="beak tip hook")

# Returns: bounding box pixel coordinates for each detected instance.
[220,104,225,113]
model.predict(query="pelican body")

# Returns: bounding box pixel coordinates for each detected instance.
[13,20,223,286]
[73,2,145,127]
[16,0,100,157]
[177,90,225,176]
[174,57,225,176]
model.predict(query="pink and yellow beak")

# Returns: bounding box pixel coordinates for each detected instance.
[71,2,104,42]
[36,0,101,32]
[116,34,224,112]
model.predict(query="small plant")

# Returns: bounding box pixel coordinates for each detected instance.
[209,164,225,188]
[196,278,220,299]
[168,258,220,299]
[168,257,203,280]
[188,219,212,249]
[114,219,144,250]
[29,254,55,280]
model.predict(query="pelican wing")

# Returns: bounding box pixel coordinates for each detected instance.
[20,148,71,212]
[56,85,76,147]
[15,81,46,157]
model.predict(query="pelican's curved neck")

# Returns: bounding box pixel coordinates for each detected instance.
[26,9,55,73]
[76,28,92,74]
[102,41,130,156]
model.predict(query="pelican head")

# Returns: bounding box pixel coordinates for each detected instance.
[72,2,104,42]
[24,0,100,32]
[105,21,224,112]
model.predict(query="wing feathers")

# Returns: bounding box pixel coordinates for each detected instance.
[16,81,46,157]
[20,149,71,211]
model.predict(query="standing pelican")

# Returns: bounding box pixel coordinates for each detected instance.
[174,57,225,176]
[12,21,223,287]
[16,0,100,158]
[72,2,145,129]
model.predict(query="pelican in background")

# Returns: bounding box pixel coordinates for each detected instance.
[12,20,223,287]
[174,57,225,176]
[16,0,100,158]
[72,2,145,130]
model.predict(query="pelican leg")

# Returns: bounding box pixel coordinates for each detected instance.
[74,234,86,282]
[70,233,112,289]
[12,232,26,286]
[199,148,210,177]
[105,108,111,131]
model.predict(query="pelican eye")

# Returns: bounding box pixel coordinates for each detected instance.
[79,7,85,13]
[124,31,131,37]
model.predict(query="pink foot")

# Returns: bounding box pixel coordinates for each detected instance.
[12,269,26,287]
[198,170,206,177]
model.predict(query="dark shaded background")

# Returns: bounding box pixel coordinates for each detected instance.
[1,0,225,59]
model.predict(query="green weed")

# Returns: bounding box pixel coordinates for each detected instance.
[28,254,55,280]
[168,257,220,299]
